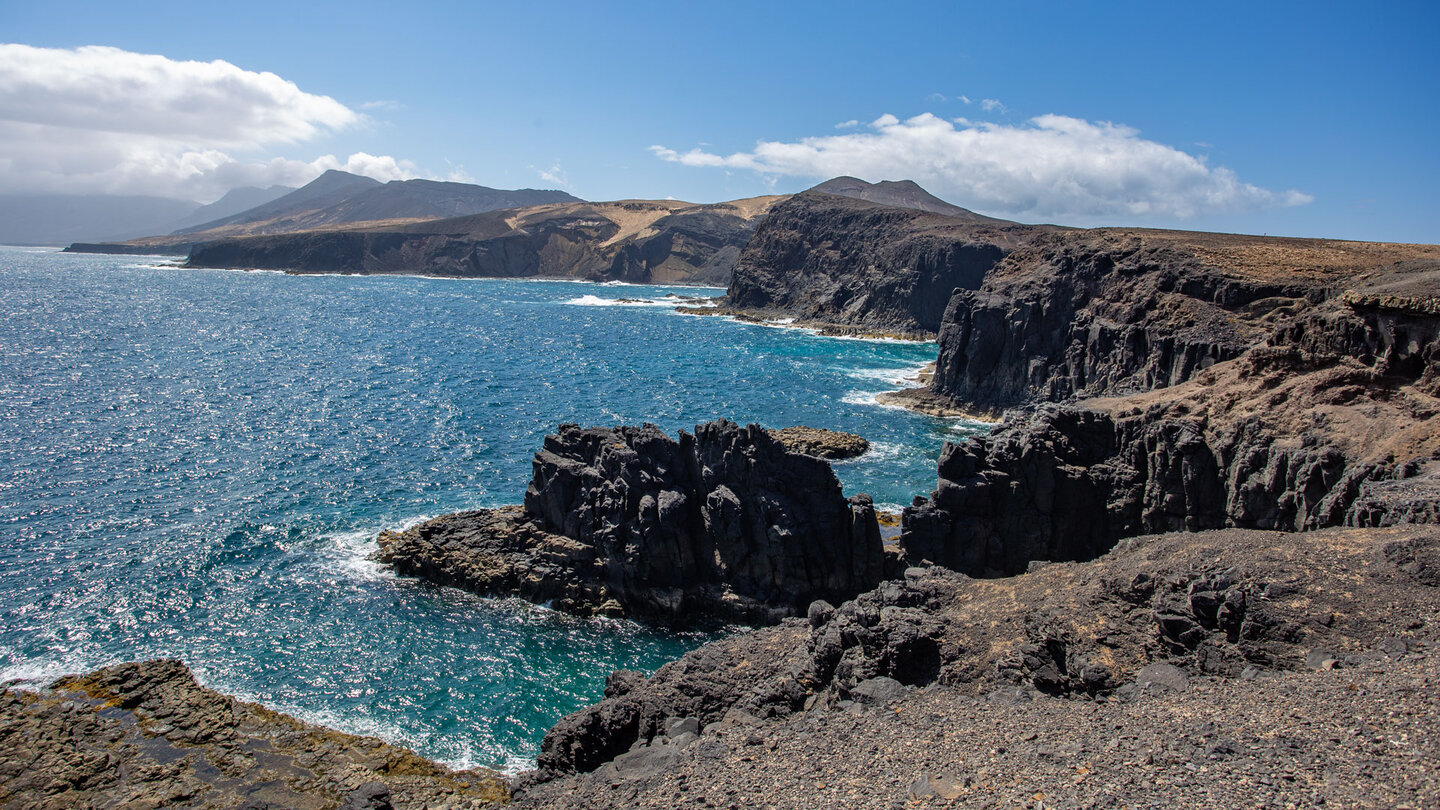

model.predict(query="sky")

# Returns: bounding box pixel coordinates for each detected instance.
[1,0,1436,243]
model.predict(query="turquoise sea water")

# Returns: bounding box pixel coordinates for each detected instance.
[0,246,985,770]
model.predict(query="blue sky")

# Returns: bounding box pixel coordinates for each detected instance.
[1,0,1436,242]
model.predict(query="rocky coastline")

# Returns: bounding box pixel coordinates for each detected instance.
[14,179,1440,808]
[0,659,507,809]
[183,198,782,285]
[374,420,886,626]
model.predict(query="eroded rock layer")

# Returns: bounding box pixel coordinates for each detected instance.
[0,659,506,809]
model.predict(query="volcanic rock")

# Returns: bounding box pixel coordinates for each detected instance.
[523,524,1440,794]
[375,420,886,625]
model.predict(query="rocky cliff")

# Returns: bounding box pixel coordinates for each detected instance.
[721,190,1035,336]
[375,420,884,625]
[928,230,1440,411]
[905,238,1440,576]
[186,197,783,285]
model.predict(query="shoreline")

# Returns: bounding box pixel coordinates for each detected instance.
[675,304,938,342]
[874,385,1001,422]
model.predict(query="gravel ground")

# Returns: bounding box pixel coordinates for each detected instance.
[519,636,1437,809]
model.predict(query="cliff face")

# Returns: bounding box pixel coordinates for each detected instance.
[375,420,885,625]
[927,233,1317,412]
[905,256,1440,577]
[186,198,783,285]
[723,192,1031,336]
[928,231,1440,412]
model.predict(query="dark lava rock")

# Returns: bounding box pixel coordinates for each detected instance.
[724,191,1029,336]
[903,287,1440,577]
[376,419,886,625]
[927,232,1296,412]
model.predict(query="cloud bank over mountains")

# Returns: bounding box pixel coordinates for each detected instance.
[0,44,425,201]
[652,113,1312,222]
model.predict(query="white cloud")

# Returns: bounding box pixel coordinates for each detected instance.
[535,162,571,189]
[956,95,972,105]
[650,112,1312,220]
[980,98,1006,112]
[0,44,423,200]
[835,119,860,129]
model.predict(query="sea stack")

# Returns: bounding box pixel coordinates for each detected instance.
[376,419,886,625]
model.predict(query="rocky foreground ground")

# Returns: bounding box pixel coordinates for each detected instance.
[518,525,1439,808]
[3,520,1434,809]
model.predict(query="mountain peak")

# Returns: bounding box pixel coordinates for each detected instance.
[808,176,1007,223]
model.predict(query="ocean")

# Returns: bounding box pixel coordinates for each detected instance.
[0,246,986,771]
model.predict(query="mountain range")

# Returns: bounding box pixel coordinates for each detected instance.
[8,172,580,248]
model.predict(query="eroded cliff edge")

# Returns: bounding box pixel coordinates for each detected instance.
[904,236,1440,576]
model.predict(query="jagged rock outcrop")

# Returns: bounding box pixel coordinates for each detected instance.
[527,525,1440,784]
[375,420,885,625]
[0,659,507,809]
[186,197,782,285]
[722,190,1032,336]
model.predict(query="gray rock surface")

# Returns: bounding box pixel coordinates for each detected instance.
[527,525,1439,783]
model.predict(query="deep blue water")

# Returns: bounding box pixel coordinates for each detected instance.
[0,246,985,770]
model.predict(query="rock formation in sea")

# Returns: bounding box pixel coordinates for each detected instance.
[374,420,885,625]
[0,659,508,808]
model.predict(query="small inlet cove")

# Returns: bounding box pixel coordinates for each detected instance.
[0,246,988,771]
